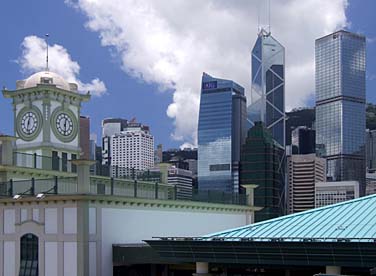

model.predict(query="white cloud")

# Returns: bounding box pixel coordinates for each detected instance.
[66,0,348,145]
[17,35,106,96]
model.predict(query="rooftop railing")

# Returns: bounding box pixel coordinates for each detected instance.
[12,152,76,173]
[0,176,248,205]
[0,176,176,201]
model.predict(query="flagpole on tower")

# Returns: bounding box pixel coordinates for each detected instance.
[45,34,49,71]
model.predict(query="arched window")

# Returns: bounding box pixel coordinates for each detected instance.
[19,233,38,276]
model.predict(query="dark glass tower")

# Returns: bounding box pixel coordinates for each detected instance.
[240,122,284,222]
[315,30,366,195]
[198,73,247,193]
[248,29,285,148]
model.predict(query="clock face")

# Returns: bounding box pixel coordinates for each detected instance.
[56,113,74,136]
[21,111,38,135]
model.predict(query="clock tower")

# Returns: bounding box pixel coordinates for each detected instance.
[2,71,90,172]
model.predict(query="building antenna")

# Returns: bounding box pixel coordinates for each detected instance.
[45,34,49,71]
[257,0,260,33]
[268,0,271,34]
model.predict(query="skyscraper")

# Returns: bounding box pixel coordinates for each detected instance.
[315,30,366,195]
[240,122,284,221]
[291,126,316,154]
[198,73,246,193]
[248,28,285,147]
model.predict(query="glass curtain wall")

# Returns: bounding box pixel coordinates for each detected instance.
[248,28,285,148]
[315,30,366,195]
[198,73,246,192]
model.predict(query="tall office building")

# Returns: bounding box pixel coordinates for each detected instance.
[315,30,366,195]
[248,28,285,147]
[285,108,315,146]
[198,73,247,193]
[291,126,316,154]
[366,129,376,172]
[240,122,284,221]
[287,154,326,214]
[80,116,90,159]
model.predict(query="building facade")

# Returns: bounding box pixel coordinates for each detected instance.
[248,28,285,147]
[287,154,326,214]
[101,118,128,166]
[109,120,154,177]
[240,122,284,222]
[291,126,316,155]
[315,30,366,194]
[285,108,315,146]
[0,69,259,276]
[3,71,90,173]
[366,129,376,172]
[198,73,247,193]
[79,116,90,160]
[315,181,359,208]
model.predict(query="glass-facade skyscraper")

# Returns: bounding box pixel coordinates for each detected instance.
[248,29,285,148]
[315,30,366,195]
[240,122,284,222]
[198,73,247,192]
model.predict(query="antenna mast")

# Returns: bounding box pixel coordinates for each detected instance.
[268,0,271,34]
[45,34,49,71]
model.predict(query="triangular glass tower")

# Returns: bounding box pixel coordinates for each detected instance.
[248,28,285,148]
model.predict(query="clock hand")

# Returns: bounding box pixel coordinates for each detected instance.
[26,117,31,133]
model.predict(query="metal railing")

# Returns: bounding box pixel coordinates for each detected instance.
[89,176,175,200]
[0,177,248,206]
[94,163,161,181]
[0,177,78,197]
[192,189,247,205]
[12,152,76,173]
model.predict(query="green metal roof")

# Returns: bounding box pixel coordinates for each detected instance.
[206,194,376,242]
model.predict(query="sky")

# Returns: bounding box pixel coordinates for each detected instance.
[0,0,375,149]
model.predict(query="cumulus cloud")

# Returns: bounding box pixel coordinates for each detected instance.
[66,0,348,145]
[17,35,107,96]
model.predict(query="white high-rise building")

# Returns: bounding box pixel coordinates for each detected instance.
[102,118,154,177]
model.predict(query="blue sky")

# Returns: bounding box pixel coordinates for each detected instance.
[0,0,375,149]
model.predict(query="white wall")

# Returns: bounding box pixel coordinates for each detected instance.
[3,241,15,276]
[45,242,58,276]
[64,242,77,276]
[100,207,248,275]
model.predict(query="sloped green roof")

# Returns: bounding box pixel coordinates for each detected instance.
[206,194,376,242]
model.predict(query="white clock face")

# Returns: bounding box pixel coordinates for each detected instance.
[56,113,74,136]
[21,111,38,135]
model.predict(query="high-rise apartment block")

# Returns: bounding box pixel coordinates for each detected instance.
[287,154,326,214]
[240,122,284,222]
[198,73,246,193]
[102,118,154,177]
[102,118,128,166]
[248,29,285,147]
[315,30,366,194]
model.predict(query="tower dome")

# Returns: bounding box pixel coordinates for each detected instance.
[18,71,77,91]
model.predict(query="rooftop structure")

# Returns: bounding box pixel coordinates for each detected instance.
[147,194,376,275]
